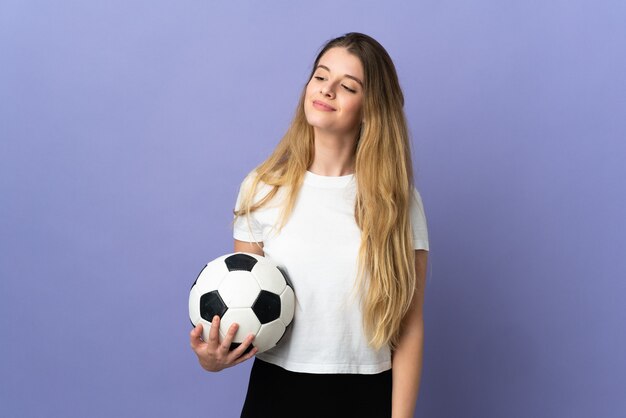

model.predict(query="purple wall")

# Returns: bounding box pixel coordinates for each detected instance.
[1,1,625,417]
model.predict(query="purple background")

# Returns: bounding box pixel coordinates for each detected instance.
[1,1,625,417]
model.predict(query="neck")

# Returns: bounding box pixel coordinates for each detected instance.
[309,128,358,176]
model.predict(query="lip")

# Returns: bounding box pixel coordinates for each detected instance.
[312,100,336,111]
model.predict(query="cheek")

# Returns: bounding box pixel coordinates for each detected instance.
[303,89,316,121]
[303,83,314,104]
[305,81,316,98]
[344,98,363,120]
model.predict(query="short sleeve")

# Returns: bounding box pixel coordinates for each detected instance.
[233,174,265,243]
[410,187,429,251]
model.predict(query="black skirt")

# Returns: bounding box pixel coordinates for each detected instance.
[241,358,392,418]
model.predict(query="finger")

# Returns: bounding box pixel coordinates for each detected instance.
[219,322,239,351]
[208,315,220,345]
[229,333,256,361]
[233,345,259,366]
[190,324,204,350]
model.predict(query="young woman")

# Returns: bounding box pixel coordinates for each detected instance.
[190,32,429,418]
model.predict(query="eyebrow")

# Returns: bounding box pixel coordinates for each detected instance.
[316,65,363,87]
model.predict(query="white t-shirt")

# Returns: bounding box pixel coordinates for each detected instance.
[233,170,429,374]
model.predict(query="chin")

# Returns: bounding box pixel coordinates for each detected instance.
[304,113,331,131]
[307,120,335,132]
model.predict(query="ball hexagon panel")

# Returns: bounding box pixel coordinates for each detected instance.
[279,285,295,326]
[193,260,230,294]
[252,290,282,324]
[188,287,202,325]
[198,319,213,343]
[254,319,286,353]
[251,262,286,294]
[276,266,294,289]
[220,308,261,344]
[218,270,261,308]
[199,290,228,322]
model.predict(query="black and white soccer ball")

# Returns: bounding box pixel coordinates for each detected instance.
[189,252,295,354]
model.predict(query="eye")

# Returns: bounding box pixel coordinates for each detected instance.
[314,76,325,81]
[342,85,357,93]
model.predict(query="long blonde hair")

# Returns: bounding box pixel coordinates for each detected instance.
[234,33,416,350]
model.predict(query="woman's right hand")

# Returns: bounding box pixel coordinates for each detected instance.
[190,315,258,372]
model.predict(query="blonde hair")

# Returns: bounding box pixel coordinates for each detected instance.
[234,33,416,350]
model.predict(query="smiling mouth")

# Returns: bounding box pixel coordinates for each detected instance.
[313,100,336,111]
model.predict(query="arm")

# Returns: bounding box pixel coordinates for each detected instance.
[234,239,265,256]
[391,249,428,418]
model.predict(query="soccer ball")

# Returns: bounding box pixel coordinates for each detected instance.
[189,252,295,354]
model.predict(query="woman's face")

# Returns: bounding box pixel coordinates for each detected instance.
[304,47,364,138]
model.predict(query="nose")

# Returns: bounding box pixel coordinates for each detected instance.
[320,84,335,99]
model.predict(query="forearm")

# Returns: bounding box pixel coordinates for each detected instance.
[391,318,424,418]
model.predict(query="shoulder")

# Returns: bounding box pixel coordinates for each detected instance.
[237,170,282,205]
[239,170,270,193]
